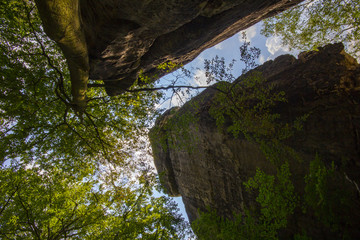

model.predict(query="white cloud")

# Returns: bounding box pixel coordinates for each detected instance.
[265,36,290,55]
[346,39,360,62]
[214,42,223,50]
[170,94,187,107]
[259,54,265,64]
[238,25,257,42]
[168,69,209,107]
[193,69,208,86]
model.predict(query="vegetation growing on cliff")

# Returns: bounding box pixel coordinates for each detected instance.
[1,0,360,239]
[190,47,359,239]
[192,162,297,240]
[193,154,359,239]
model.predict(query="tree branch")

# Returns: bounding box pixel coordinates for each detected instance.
[25,4,71,104]
[87,83,228,95]
[0,185,19,216]
[17,192,42,239]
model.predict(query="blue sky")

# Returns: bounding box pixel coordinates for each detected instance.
[184,20,300,82]
[156,20,301,222]
[158,21,301,109]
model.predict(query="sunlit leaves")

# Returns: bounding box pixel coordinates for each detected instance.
[0,0,162,176]
[0,165,190,239]
[261,0,360,59]
[0,1,194,238]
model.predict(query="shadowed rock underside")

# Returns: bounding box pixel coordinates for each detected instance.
[79,0,303,95]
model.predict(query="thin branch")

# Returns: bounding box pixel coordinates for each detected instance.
[25,4,71,104]
[84,111,113,156]
[51,203,80,240]
[63,109,97,153]
[17,193,41,239]
[87,96,111,104]
[331,26,355,41]
[88,83,227,94]
[0,186,19,216]
[344,172,360,195]
[121,184,148,222]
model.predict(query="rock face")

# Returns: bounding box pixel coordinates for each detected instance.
[149,43,360,239]
[79,0,303,95]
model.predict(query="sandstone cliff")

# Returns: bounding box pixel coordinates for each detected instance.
[36,0,303,103]
[82,0,304,96]
[150,43,360,239]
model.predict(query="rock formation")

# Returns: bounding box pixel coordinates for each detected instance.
[36,0,303,100]
[150,43,360,239]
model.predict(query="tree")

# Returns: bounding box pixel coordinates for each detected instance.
[0,164,192,239]
[0,1,194,238]
[261,0,360,59]
[0,0,164,173]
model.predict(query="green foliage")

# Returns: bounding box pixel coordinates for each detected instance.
[167,111,200,153]
[2,1,358,239]
[208,70,309,148]
[293,233,312,240]
[193,154,359,240]
[244,162,297,238]
[304,154,356,233]
[190,38,360,240]
[0,165,191,239]
[0,1,192,238]
[136,61,180,86]
[192,208,260,240]
[0,0,161,174]
[205,40,309,170]
[193,162,297,240]
[239,33,262,74]
[204,39,308,146]
[191,208,225,240]
[149,99,201,159]
[209,71,287,140]
[261,0,360,59]
[203,33,260,85]
[258,138,304,167]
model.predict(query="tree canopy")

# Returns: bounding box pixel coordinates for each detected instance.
[0,0,163,172]
[0,164,192,239]
[261,0,360,59]
[2,0,360,239]
[0,0,193,238]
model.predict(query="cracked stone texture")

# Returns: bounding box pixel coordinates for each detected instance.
[79,0,303,95]
[149,43,360,239]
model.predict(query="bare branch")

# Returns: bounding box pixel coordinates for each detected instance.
[88,83,228,95]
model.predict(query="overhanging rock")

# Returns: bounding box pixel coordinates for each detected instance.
[71,0,303,95]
